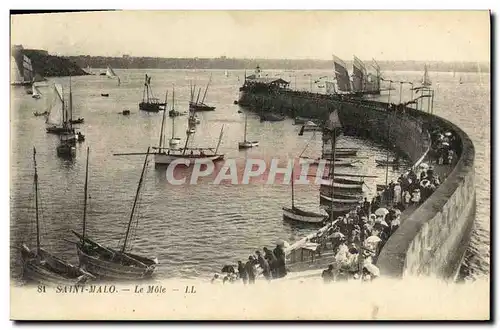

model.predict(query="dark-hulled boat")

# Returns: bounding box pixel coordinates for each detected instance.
[283,167,327,224]
[139,74,166,112]
[73,147,159,280]
[70,117,84,124]
[22,147,95,286]
[189,75,216,112]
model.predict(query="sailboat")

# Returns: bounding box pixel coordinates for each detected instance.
[72,147,159,280]
[459,77,463,85]
[189,75,216,111]
[282,166,327,224]
[139,74,166,112]
[422,64,432,87]
[168,86,186,117]
[46,78,85,143]
[153,123,225,165]
[238,114,259,149]
[224,70,229,78]
[106,66,121,86]
[21,147,95,286]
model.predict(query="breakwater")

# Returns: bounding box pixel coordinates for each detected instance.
[239,89,476,280]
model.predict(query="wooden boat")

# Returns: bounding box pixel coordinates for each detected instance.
[153,125,225,166]
[189,75,216,111]
[45,79,85,141]
[70,117,84,124]
[169,110,187,117]
[188,114,201,125]
[22,147,95,286]
[56,133,76,157]
[122,110,130,115]
[73,147,159,280]
[33,111,48,117]
[238,114,259,149]
[300,157,359,167]
[323,148,359,157]
[139,74,166,112]
[283,167,327,224]
[99,72,106,76]
[101,93,109,97]
[166,88,182,149]
[319,193,362,205]
[320,179,363,191]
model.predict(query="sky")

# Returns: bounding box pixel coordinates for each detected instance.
[10,10,490,62]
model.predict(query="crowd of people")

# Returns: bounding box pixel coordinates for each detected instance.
[211,125,458,285]
[212,244,288,285]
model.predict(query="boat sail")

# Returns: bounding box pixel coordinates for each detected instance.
[238,113,259,149]
[72,147,159,280]
[21,147,95,286]
[422,64,432,87]
[139,74,166,112]
[189,75,216,111]
[332,54,352,93]
[282,166,327,224]
[11,56,24,85]
[106,66,121,86]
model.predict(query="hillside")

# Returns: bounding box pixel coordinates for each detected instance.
[20,49,88,77]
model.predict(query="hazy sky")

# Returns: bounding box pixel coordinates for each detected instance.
[10,10,490,62]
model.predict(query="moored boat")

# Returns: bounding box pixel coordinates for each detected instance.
[70,117,84,124]
[189,75,216,112]
[139,74,166,112]
[73,147,159,280]
[33,111,48,117]
[238,113,259,149]
[22,147,94,286]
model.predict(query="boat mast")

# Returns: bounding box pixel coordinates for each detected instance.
[195,88,201,104]
[142,74,147,103]
[243,114,248,142]
[69,75,73,123]
[201,74,212,104]
[33,147,40,253]
[82,147,90,242]
[158,90,168,149]
[122,147,150,253]
[215,125,224,155]
[171,87,176,140]
[329,129,336,223]
[291,165,295,209]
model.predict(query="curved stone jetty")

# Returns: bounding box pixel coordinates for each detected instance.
[239,89,476,280]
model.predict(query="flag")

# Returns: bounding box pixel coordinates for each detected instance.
[298,126,305,136]
[326,109,342,131]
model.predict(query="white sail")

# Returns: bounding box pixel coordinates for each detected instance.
[22,55,33,82]
[422,65,432,86]
[45,84,64,126]
[11,56,23,83]
[106,66,121,85]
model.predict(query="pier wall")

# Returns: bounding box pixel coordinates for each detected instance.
[239,90,476,279]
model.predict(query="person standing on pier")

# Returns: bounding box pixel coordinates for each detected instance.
[237,260,248,285]
[263,247,278,278]
[255,250,271,281]
[245,256,256,284]
[273,244,287,278]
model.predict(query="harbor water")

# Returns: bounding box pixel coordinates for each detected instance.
[10,69,489,281]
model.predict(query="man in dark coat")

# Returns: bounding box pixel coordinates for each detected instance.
[245,256,256,284]
[237,260,247,285]
[273,244,287,278]
[263,247,278,278]
[256,250,271,280]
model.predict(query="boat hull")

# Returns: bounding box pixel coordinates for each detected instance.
[21,245,94,286]
[154,152,225,165]
[189,102,215,112]
[319,194,362,205]
[57,144,76,157]
[282,207,326,224]
[238,141,259,149]
[139,102,166,112]
[76,247,156,281]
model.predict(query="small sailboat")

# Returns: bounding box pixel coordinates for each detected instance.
[22,147,95,286]
[72,147,159,280]
[225,70,229,78]
[106,65,121,86]
[167,88,181,148]
[153,124,225,166]
[139,74,166,112]
[422,64,432,87]
[45,83,76,137]
[238,114,259,149]
[459,77,463,85]
[189,75,216,111]
[33,111,48,117]
[282,166,327,224]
